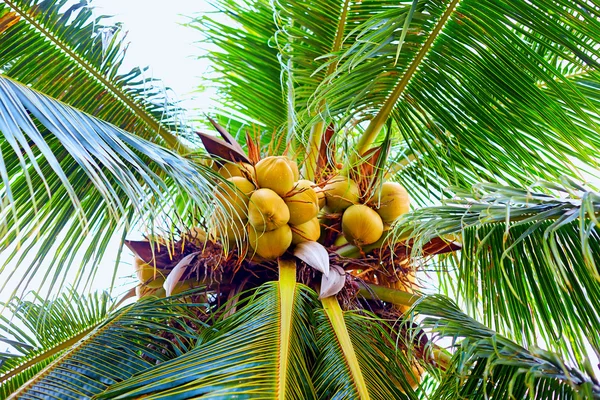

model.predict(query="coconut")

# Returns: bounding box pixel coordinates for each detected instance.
[136,284,166,299]
[324,176,360,212]
[285,158,300,181]
[183,227,207,245]
[255,156,295,196]
[215,176,255,219]
[342,204,384,246]
[134,258,167,284]
[248,188,290,232]
[218,162,255,180]
[248,224,292,259]
[369,182,410,224]
[285,180,320,225]
[333,234,348,246]
[171,280,198,296]
[290,217,321,244]
[314,186,326,209]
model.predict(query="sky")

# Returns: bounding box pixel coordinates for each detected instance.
[91,0,216,115]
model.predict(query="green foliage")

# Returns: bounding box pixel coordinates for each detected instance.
[0,77,215,299]
[0,0,191,148]
[412,295,600,399]
[3,293,204,399]
[402,180,600,371]
[191,0,287,142]
[0,290,111,397]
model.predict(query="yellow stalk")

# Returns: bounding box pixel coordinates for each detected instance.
[354,0,461,157]
[358,284,420,308]
[303,0,351,180]
[278,258,297,400]
[321,295,370,400]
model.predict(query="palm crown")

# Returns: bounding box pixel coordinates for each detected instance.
[1,0,600,398]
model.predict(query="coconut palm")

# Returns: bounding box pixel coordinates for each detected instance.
[1,0,600,398]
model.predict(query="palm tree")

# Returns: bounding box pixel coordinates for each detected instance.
[1,0,600,398]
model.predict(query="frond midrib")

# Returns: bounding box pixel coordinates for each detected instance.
[4,0,188,153]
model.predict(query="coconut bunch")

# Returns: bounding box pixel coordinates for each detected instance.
[125,120,459,308]
[212,156,322,259]
[321,175,411,247]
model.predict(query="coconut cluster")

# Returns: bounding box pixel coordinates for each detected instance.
[213,156,321,260]
[323,177,410,247]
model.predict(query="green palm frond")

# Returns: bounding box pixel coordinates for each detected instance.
[0,76,216,298]
[0,0,192,151]
[5,293,204,399]
[401,179,600,370]
[191,0,287,140]
[98,271,317,399]
[315,297,417,399]
[100,273,419,399]
[324,0,600,193]
[412,295,600,399]
[0,290,113,397]
[201,0,600,200]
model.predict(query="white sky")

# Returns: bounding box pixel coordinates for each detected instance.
[91,0,216,115]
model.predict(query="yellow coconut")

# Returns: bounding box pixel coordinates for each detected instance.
[324,176,360,212]
[248,224,292,259]
[255,156,296,196]
[214,176,255,219]
[369,182,410,224]
[134,258,167,284]
[218,162,255,180]
[171,280,199,296]
[285,158,300,181]
[333,234,348,246]
[284,180,320,225]
[248,188,290,232]
[290,217,321,245]
[183,226,207,245]
[342,204,384,246]
[314,186,326,209]
[136,284,166,299]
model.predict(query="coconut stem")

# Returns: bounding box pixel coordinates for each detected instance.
[358,283,419,308]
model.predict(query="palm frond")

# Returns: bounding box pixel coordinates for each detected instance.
[315,297,418,399]
[315,0,599,197]
[0,0,193,151]
[191,0,287,141]
[412,295,600,399]
[98,278,317,399]
[400,179,600,370]
[0,76,216,298]
[4,293,204,399]
[0,289,112,397]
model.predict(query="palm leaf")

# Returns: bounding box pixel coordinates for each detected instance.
[0,0,191,151]
[191,0,287,140]
[205,0,600,199]
[0,76,216,299]
[5,293,204,399]
[315,296,417,399]
[0,290,112,398]
[401,179,600,370]
[412,295,600,399]
[98,269,317,399]
[337,0,600,193]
